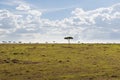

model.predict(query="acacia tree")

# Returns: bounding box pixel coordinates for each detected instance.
[64,36,73,44]
[2,41,5,43]
[2,41,7,44]
[8,41,11,44]
[53,41,55,44]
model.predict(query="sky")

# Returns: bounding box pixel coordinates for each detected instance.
[0,0,120,43]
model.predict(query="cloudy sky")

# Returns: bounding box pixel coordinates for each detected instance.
[0,0,120,43]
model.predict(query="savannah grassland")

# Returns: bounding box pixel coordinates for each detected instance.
[0,44,120,80]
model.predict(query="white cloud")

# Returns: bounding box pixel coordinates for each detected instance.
[58,3,120,41]
[28,10,42,16]
[0,3,120,43]
[16,4,30,11]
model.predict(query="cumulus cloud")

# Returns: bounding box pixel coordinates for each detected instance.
[0,9,22,34]
[61,3,120,41]
[28,10,42,16]
[16,4,30,11]
[0,3,120,43]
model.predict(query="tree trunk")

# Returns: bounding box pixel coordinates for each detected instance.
[68,39,70,44]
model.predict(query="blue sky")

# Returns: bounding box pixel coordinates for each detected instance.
[0,0,120,43]
[21,0,120,19]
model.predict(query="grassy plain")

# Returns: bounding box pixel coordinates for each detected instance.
[0,44,120,80]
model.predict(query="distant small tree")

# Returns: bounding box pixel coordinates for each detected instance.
[8,41,11,44]
[2,41,7,44]
[78,41,80,44]
[45,42,48,44]
[2,41,5,43]
[13,41,16,44]
[53,41,55,44]
[64,36,73,44]
[18,41,22,44]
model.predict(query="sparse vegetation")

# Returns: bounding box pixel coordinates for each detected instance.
[0,44,120,80]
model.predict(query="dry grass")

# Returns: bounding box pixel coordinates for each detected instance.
[0,44,120,80]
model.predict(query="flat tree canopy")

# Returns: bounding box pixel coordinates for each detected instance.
[64,37,73,44]
[64,37,73,39]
